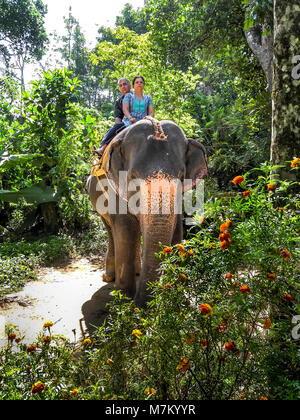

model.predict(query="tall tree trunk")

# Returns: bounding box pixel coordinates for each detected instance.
[244,24,273,92]
[271,1,300,181]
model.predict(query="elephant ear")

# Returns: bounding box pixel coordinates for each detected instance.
[184,138,208,192]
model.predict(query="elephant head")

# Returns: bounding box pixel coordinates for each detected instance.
[88,119,207,306]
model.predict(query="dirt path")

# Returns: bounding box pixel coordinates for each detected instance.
[0,257,112,346]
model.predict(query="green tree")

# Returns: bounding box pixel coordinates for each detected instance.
[0,0,48,91]
[116,2,150,34]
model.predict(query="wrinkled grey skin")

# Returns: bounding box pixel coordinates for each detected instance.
[86,119,207,306]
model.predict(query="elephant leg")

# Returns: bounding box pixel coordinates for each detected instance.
[171,214,183,245]
[112,214,140,298]
[101,217,115,283]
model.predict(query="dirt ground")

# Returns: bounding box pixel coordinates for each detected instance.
[0,257,114,347]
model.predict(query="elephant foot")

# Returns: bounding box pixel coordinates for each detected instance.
[102,274,114,283]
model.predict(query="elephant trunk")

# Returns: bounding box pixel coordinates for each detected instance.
[135,174,179,306]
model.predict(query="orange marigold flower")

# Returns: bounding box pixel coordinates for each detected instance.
[267,184,276,191]
[232,176,244,185]
[42,336,51,343]
[282,293,293,303]
[186,250,194,256]
[145,387,156,396]
[184,333,195,344]
[263,317,272,330]
[225,341,237,353]
[291,158,300,168]
[8,333,16,341]
[107,358,114,366]
[201,338,208,348]
[225,273,233,279]
[179,273,187,282]
[240,285,251,294]
[176,357,189,372]
[243,190,252,197]
[163,247,172,255]
[280,248,291,259]
[267,273,276,279]
[220,240,228,249]
[31,381,45,394]
[200,303,212,315]
[260,396,268,400]
[217,320,228,332]
[27,344,36,353]
[133,307,140,312]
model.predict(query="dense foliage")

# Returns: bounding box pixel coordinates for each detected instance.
[1,169,299,400]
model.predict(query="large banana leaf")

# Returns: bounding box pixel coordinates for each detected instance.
[0,183,63,204]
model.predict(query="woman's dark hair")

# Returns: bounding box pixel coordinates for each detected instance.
[132,76,145,85]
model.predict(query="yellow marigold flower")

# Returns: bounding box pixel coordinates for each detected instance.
[43,321,53,329]
[291,157,300,168]
[42,336,51,343]
[131,329,143,338]
[176,357,189,372]
[175,244,184,255]
[83,338,92,345]
[133,307,140,312]
[31,381,45,394]
[70,389,79,396]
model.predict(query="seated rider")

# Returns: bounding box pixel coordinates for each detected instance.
[122,76,154,126]
[94,78,131,155]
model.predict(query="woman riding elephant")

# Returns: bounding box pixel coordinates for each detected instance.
[122,76,154,126]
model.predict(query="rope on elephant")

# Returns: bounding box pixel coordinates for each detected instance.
[143,116,167,140]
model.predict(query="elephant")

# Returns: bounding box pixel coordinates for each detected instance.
[86,118,207,307]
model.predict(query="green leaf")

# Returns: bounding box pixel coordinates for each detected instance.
[0,183,63,204]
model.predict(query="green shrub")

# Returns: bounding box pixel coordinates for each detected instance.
[0,166,298,400]
[0,255,39,295]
